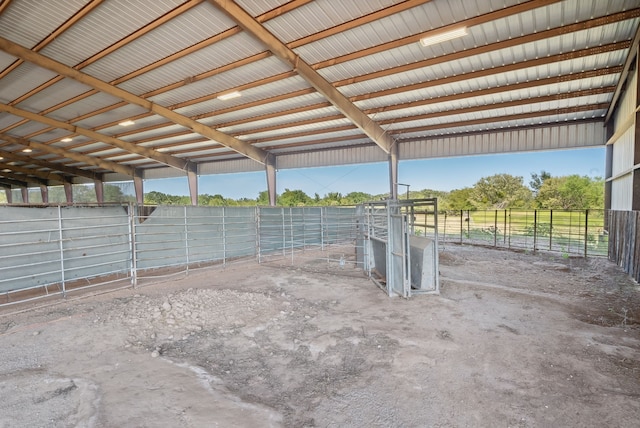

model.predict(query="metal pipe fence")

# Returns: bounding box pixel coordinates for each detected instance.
[0,204,360,306]
[0,205,610,307]
[438,209,608,257]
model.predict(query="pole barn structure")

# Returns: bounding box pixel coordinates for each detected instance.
[0,0,639,283]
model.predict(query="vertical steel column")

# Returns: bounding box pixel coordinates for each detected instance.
[133,171,144,205]
[266,154,277,207]
[40,184,49,204]
[460,210,463,243]
[57,205,66,296]
[64,182,73,205]
[94,179,104,204]
[388,143,399,200]
[187,163,198,206]
[21,187,28,204]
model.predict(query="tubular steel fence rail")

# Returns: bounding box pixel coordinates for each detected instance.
[435,209,608,257]
[0,205,617,307]
[0,204,360,307]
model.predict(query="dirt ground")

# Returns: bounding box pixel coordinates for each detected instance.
[1,244,639,427]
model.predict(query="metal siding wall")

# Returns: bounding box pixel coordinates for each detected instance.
[611,174,633,210]
[614,70,637,127]
[198,158,265,175]
[143,166,188,179]
[276,145,387,170]
[612,126,635,176]
[399,122,605,160]
[610,63,637,210]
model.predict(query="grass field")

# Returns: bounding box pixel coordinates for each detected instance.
[414,209,607,257]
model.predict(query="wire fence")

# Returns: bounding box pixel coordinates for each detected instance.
[435,209,607,257]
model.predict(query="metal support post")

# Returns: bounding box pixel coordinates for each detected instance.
[184,206,189,274]
[129,203,138,287]
[57,205,66,296]
[223,206,227,267]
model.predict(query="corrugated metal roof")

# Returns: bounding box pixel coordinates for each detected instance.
[0,0,638,187]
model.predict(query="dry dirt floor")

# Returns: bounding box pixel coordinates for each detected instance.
[1,244,639,427]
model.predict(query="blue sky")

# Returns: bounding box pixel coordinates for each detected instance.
[144,147,605,199]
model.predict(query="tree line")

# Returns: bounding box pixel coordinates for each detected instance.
[0,171,604,210]
[144,171,604,210]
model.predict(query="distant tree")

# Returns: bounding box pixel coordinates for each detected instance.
[443,187,476,211]
[342,191,373,205]
[322,192,342,206]
[104,184,134,203]
[199,193,231,206]
[256,190,270,205]
[73,184,97,203]
[144,191,189,205]
[470,174,533,209]
[536,175,604,210]
[278,188,312,206]
[236,197,257,206]
[530,170,552,196]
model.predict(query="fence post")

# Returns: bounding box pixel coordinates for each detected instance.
[549,210,553,251]
[184,206,189,274]
[222,206,227,267]
[494,210,498,247]
[57,205,66,297]
[281,207,286,257]
[584,209,589,258]
[533,210,538,252]
[256,206,262,263]
[467,210,470,241]
[508,209,512,249]
[290,207,294,264]
[503,210,507,244]
[130,203,138,288]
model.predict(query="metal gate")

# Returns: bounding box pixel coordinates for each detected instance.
[358,199,439,297]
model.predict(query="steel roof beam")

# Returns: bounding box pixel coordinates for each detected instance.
[0,161,67,183]
[115,9,635,144]
[0,103,191,171]
[249,102,609,146]
[0,133,136,177]
[0,37,271,165]
[208,0,395,154]
[0,148,103,181]
[0,174,35,187]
